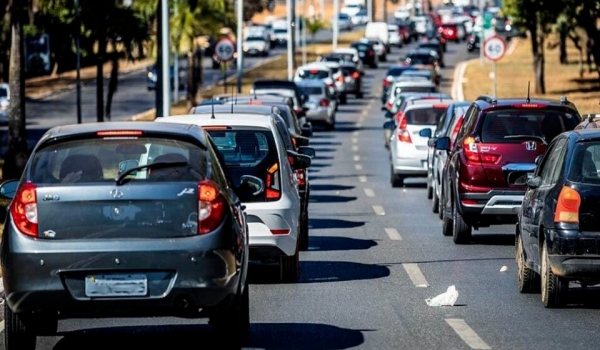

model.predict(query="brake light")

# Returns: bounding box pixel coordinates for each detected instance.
[395,111,404,123]
[319,99,330,107]
[11,182,38,237]
[197,180,225,234]
[512,103,548,108]
[463,136,501,164]
[433,104,448,108]
[309,69,319,74]
[266,163,281,200]
[248,100,262,105]
[202,126,230,130]
[554,186,580,223]
[295,169,306,186]
[383,79,391,88]
[97,130,143,136]
[337,75,344,82]
[397,116,412,143]
[447,29,454,35]
[352,72,360,79]
[271,229,290,235]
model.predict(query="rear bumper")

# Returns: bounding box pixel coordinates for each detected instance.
[548,229,600,278]
[306,108,331,122]
[392,146,428,176]
[458,190,525,225]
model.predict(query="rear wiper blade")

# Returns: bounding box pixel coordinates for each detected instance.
[115,161,188,186]
[503,135,548,145]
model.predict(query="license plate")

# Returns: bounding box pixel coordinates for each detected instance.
[85,274,147,297]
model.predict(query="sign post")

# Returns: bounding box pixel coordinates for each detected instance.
[483,35,506,98]
[214,37,236,93]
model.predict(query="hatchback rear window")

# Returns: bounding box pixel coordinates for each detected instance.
[298,69,329,80]
[568,142,600,184]
[352,43,370,51]
[300,86,323,95]
[406,54,436,65]
[405,107,447,125]
[480,109,578,143]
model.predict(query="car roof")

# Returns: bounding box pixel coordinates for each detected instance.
[404,101,454,112]
[334,48,358,54]
[253,89,295,97]
[298,63,331,70]
[190,104,274,115]
[392,80,436,87]
[567,129,600,141]
[473,95,579,111]
[157,113,274,129]
[408,48,436,55]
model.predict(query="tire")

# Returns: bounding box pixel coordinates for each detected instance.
[340,93,347,104]
[4,307,36,350]
[431,181,439,214]
[357,91,364,99]
[437,185,444,220]
[280,243,300,283]
[390,165,404,188]
[299,211,309,251]
[541,241,568,308]
[441,191,453,236]
[427,177,433,199]
[452,199,472,244]
[380,55,387,62]
[325,117,335,131]
[516,232,540,293]
[209,280,250,347]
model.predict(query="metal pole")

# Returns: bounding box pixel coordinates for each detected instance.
[236,0,243,93]
[367,0,373,23]
[492,61,497,98]
[382,0,386,22]
[333,0,339,50]
[173,0,179,103]
[320,0,324,20]
[302,0,307,65]
[295,0,300,59]
[287,0,293,79]
[75,0,82,124]
[479,0,484,65]
[157,0,170,117]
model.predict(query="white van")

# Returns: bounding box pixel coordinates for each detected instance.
[365,22,391,52]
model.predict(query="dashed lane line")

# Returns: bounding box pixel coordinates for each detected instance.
[0,320,4,332]
[372,205,385,215]
[352,145,359,152]
[352,131,359,136]
[355,164,363,170]
[352,137,358,144]
[402,263,429,288]
[359,175,367,183]
[384,228,402,240]
[446,319,492,349]
[353,155,360,161]
[364,188,375,197]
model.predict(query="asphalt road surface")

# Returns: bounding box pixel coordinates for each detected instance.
[4,38,600,350]
[22,28,358,130]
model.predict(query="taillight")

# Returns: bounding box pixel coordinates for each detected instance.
[397,116,412,143]
[198,180,225,235]
[554,186,581,223]
[386,101,392,110]
[383,79,390,88]
[295,169,306,186]
[352,72,360,79]
[368,50,374,56]
[463,136,501,164]
[11,182,38,237]
[395,111,404,124]
[337,75,344,82]
[266,163,281,200]
[319,99,329,107]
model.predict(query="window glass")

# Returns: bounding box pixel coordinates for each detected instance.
[567,141,600,184]
[540,139,566,185]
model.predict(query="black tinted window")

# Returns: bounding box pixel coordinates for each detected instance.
[568,142,600,184]
[298,69,329,80]
[405,107,447,125]
[406,54,435,65]
[0,87,7,98]
[299,86,323,95]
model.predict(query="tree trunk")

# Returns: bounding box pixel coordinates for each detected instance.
[559,30,567,64]
[96,24,107,122]
[529,25,545,94]
[3,0,28,181]
[105,49,119,121]
[579,4,600,79]
[569,33,584,78]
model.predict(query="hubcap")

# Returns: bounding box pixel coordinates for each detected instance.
[517,237,524,281]
[541,245,548,296]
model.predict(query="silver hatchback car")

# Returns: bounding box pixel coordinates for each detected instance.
[296,80,338,131]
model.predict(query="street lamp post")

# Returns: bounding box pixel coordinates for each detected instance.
[236,0,243,93]
[286,0,293,79]
[156,0,170,118]
[173,0,179,103]
[75,0,82,124]
[332,0,339,50]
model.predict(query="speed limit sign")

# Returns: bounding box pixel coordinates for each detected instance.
[483,35,506,62]
[214,37,235,62]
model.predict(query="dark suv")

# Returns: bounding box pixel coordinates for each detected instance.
[435,96,581,244]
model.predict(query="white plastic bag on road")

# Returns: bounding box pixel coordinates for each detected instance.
[426,285,459,307]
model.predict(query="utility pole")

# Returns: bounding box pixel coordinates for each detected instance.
[382,0,387,22]
[367,0,373,23]
[173,0,179,103]
[75,0,82,124]
[291,0,297,70]
[156,0,170,118]
[96,14,106,122]
[302,0,307,65]
[286,0,293,79]
[333,0,339,50]
[236,0,244,93]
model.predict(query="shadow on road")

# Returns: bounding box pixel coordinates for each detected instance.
[247,322,368,349]
[310,183,355,191]
[309,218,365,230]
[310,173,377,181]
[308,236,378,251]
[470,233,515,246]
[312,155,335,161]
[310,141,343,146]
[309,194,357,203]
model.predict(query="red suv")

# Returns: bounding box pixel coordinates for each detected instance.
[434,96,581,244]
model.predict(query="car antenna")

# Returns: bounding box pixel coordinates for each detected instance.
[211,96,215,119]
[526,81,531,103]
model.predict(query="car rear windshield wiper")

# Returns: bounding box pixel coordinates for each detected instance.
[503,135,548,145]
[115,161,188,186]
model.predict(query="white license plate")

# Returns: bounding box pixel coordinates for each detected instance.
[85,274,147,298]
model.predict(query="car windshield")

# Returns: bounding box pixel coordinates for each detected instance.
[406,54,436,65]
[480,109,579,143]
[274,28,287,33]
[568,142,600,184]
[298,69,329,80]
[352,43,370,51]
[405,106,448,125]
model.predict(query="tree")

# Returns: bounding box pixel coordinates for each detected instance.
[305,18,325,54]
[504,0,563,94]
[3,0,29,180]
[561,0,600,80]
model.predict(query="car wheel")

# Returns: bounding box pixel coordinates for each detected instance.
[325,116,335,131]
[541,240,568,308]
[516,230,540,293]
[437,186,444,220]
[299,211,309,251]
[452,199,472,244]
[340,93,347,104]
[5,307,36,350]
[209,279,250,345]
[280,242,300,283]
[431,181,439,214]
[380,55,387,62]
[427,177,433,199]
[441,191,453,235]
[390,165,404,188]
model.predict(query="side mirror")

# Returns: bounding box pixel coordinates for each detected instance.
[535,155,543,165]
[0,180,19,200]
[419,128,432,138]
[526,176,542,189]
[297,146,316,158]
[239,175,265,196]
[301,123,313,137]
[384,111,394,119]
[287,150,312,169]
[294,135,310,147]
[434,136,451,151]
[383,120,396,130]
[118,159,140,175]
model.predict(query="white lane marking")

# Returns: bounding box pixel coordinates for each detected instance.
[356,123,363,128]
[353,155,360,161]
[385,228,402,240]
[361,110,368,117]
[352,131,359,136]
[355,164,363,170]
[446,319,492,350]
[352,137,358,144]
[352,145,359,152]
[402,263,429,288]
[372,205,385,215]
[359,175,367,183]
[364,188,375,197]
[0,320,4,332]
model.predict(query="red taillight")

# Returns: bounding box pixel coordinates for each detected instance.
[554,186,580,223]
[271,229,290,235]
[463,136,501,164]
[295,169,306,186]
[319,99,329,107]
[395,111,404,124]
[266,163,281,200]
[11,182,38,237]
[368,50,374,56]
[294,108,302,115]
[337,75,344,82]
[198,180,225,235]
[397,116,412,143]
[383,79,390,88]
[97,130,143,137]
[352,72,360,79]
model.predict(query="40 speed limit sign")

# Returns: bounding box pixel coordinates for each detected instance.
[214,37,236,62]
[483,35,506,62]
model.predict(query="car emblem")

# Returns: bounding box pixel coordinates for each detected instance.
[525,141,537,151]
[110,189,124,198]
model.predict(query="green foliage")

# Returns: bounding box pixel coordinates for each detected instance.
[306,17,325,37]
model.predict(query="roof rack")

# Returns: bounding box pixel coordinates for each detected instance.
[560,95,568,105]
[476,95,497,105]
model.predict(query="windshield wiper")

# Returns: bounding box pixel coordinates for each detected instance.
[115,161,188,186]
[504,135,548,145]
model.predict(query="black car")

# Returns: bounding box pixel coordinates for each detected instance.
[517,129,600,307]
[350,41,377,68]
[467,34,480,52]
[0,122,258,348]
[418,39,445,67]
[252,79,309,117]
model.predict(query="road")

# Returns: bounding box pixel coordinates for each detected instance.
[4,38,600,350]
[21,28,357,130]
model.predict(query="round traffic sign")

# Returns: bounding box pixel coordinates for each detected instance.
[483,35,506,62]
[214,37,236,62]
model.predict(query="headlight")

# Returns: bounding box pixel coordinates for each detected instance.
[147,72,154,78]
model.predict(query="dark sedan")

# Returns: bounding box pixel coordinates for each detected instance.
[0,122,261,349]
[350,41,377,68]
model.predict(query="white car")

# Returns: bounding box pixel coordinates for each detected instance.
[387,24,403,48]
[336,13,353,31]
[319,61,348,102]
[295,79,337,130]
[384,80,438,111]
[156,110,310,282]
[243,36,270,57]
[333,48,364,72]
[0,83,9,121]
[340,4,363,17]
[294,63,346,104]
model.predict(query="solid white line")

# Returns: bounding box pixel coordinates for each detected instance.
[446,319,491,350]
[353,155,360,161]
[352,145,359,152]
[402,263,429,288]
[385,228,402,240]
[355,164,363,170]
[364,188,375,197]
[358,175,367,183]
[372,205,385,215]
